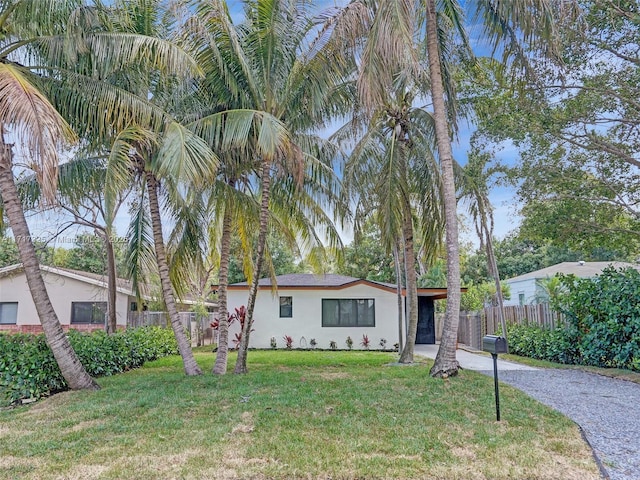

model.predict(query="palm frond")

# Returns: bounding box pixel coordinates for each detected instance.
[153,121,218,185]
[105,126,156,224]
[0,63,76,202]
[125,187,156,301]
[190,109,292,161]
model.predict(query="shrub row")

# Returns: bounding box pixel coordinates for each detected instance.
[0,327,178,405]
[505,323,576,365]
[506,267,640,372]
[507,319,639,372]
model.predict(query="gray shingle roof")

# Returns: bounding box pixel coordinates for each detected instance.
[506,261,640,283]
[231,273,361,287]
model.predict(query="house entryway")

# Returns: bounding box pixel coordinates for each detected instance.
[416,296,435,344]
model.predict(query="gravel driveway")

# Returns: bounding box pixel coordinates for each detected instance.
[483,369,640,480]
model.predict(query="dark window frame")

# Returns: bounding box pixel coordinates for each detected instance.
[279,296,293,318]
[321,298,375,327]
[0,302,18,324]
[71,301,107,325]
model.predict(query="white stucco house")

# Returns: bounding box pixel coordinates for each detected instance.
[224,273,455,350]
[504,261,640,306]
[0,264,212,334]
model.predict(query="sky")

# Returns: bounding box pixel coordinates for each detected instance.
[21,0,522,251]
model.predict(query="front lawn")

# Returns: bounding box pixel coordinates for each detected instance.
[0,350,600,479]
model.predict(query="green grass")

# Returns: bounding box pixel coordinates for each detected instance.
[0,350,600,479]
[498,352,640,384]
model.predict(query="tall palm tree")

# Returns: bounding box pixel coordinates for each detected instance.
[335,79,445,363]
[459,151,507,343]
[426,0,570,376]
[184,0,353,374]
[94,0,229,376]
[334,0,570,376]
[0,0,202,389]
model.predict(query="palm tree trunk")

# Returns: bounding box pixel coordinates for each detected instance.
[234,159,272,374]
[398,200,419,363]
[213,199,233,374]
[393,240,404,353]
[484,225,507,346]
[426,0,462,377]
[0,140,98,391]
[146,172,202,376]
[104,230,118,334]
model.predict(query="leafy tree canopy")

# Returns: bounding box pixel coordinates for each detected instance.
[335,222,396,283]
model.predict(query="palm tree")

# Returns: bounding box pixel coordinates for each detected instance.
[0,0,101,390]
[333,0,571,376]
[184,0,352,374]
[1,0,217,384]
[426,0,571,376]
[93,0,232,377]
[335,79,445,363]
[0,0,197,389]
[459,150,508,344]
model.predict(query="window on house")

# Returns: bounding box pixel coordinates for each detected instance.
[71,302,107,325]
[0,302,18,324]
[518,293,525,306]
[279,296,293,318]
[322,299,375,327]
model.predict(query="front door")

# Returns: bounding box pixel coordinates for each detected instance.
[416,297,435,344]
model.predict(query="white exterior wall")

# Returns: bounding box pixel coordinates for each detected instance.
[0,271,129,327]
[227,284,405,349]
[504,279,539,306]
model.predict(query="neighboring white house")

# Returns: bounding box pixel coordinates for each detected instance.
[224,273,455,350]
[504,261,640,306]
[0,264,212,334]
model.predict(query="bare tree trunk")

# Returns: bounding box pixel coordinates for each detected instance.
[485,226,507,346]
[213,199,233,374]
[234,159,272,374]
[393,240,404,353]
[426,0,461,377]
[399,202,419,363]
[146,172,202,376]
[0,140,98,391]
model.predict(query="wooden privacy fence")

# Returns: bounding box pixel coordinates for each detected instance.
[484,304,564,332]
[127,311,217,346]
[457,304,564,350]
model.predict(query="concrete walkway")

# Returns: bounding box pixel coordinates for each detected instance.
[413,343,539,371]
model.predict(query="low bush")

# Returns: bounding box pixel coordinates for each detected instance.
[506,323,576,365]
[0,327,178,405]
[557,267,640,371]
[505,267,640,372]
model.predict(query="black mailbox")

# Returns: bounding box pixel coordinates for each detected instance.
[483,335,508,354]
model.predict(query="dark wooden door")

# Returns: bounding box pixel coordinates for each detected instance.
[416,297,435,344]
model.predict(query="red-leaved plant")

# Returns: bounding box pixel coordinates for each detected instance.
[360,334,371,350]
[211,306,253,350]
[283,335,294,350]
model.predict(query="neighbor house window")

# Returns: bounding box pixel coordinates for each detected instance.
[0,302,18,324]
[518,293,525,306]
[279,296,293,318]
[71,302,107,325]
[322,299,375,327]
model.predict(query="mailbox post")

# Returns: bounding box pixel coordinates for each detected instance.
[482,335,508,421]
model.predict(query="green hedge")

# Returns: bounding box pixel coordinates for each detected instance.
[0,327,178,405]
[556,267,640,371]
[505,323,577,365]
[506,267,640,372]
